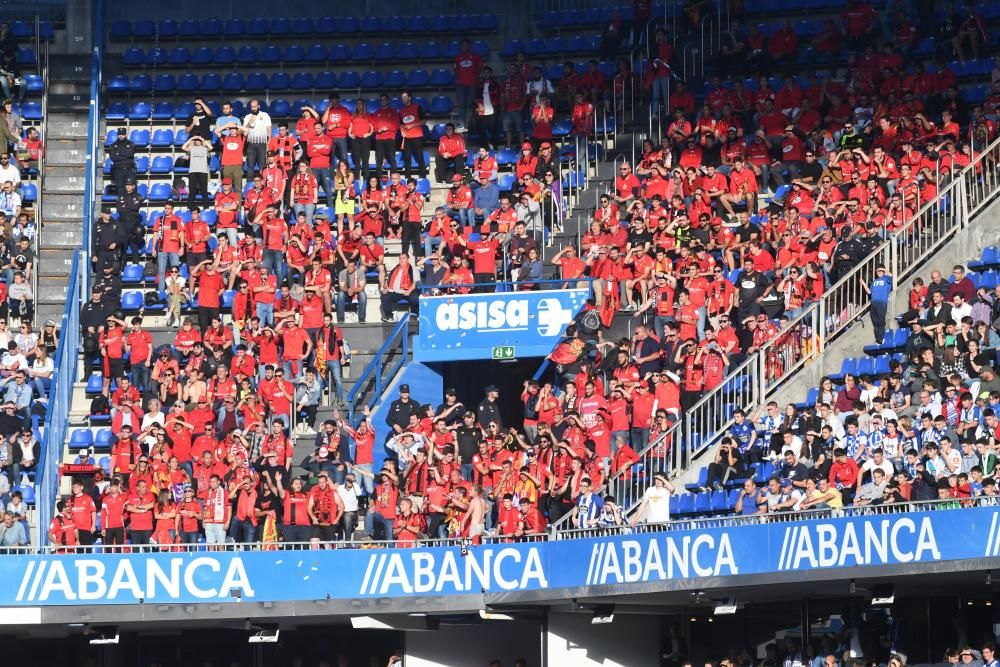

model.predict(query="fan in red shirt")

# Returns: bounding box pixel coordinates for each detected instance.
[571,92,595,137]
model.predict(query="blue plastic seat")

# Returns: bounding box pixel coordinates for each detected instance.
[110,20,131,39]
[199,73,221,92]
[316,16,337,35]
[236,45,259,64]
[360,70,382,89]
[339,16,360,33]
[214,46,236,65]
[129,129,150,147]
[269,71,291,91]
[315,71,337,89]
[150,156,173,175]
[179,18,200,37]
[158,19,177,37]
[409,15,429,32]
[121,291,143,310]
[291,72,315,90]
[122,47,144,66]
[222,72,245,92]
[224,18,245,36]
[245,72,268,92]
[70,429,94,447]
[270,17,290,36]
[293,17,314,35]
[329,43,350,62]
[149,183,171,200]
[133,20,154,38]
[429,95,452,114]
[168,47,191,66]
[145,48,167,67]
[374,43,396,61]
[128,102,150,120]
[383,70,406,88]
[24,74,43,93]
[307,44,328,63]
[191,47,213,65]
[407,69,429,87]
[151,129,174,147]
[677,493,695,516]
[710,489,729,513]
[129,74,151,93]
[283,45,305,63]
[153,74,176,93]
[339,71,361,89]
[106,102,126,121]
[352,43,373,61]
[201,18,221,37]
[430,15,449,32]
[429,69,453,87]
[20,183,36,203]
[360,16,382,33]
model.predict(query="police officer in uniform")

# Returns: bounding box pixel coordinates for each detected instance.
[385,384,420,435]
[107,127,136,197]
[93,261,123,305]
[117,180,146,264]
[92,207,125,271]
[477,385,503,429]
[830,226,863,284]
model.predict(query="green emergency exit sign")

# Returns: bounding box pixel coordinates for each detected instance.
[492,346,515,360]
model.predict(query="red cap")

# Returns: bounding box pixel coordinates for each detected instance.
[451,174,463,183]
[521,142,532,151]
[222,178,233,186]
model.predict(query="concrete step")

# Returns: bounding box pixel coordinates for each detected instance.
[36,278,70,306]
[36,304,64,326]
[46,115,89,141]
[45,140,88,166]
[46,82,89,97]
[41,172,86,195]
[36,219,83,246]
[46,93,89,112]
[41,194,86,224]
[36,247,76,277]
[48,56,90,81]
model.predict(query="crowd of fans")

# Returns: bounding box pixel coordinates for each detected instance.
[62,0,1000,549]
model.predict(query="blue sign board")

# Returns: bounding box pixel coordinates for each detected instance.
[2,507,999,606]
[414,289,590,362]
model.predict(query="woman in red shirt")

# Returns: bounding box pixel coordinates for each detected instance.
[348,100,374,183]
[152,489,178,548]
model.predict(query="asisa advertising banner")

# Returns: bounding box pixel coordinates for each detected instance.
[414,289,590,362]
[1,506,999,607]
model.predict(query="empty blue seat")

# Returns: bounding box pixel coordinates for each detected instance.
[85,373,103,394]
[149,183,171,200]
[316,17,337,35]
[429,69,453,86]
[150,156,173,174]
[710,489,729,513]
[199,73,221,92]
[329,44,350,62]
[677,494,695,516]
[255,44,280,64]
[20,183,36,202]
[429,95,452,114]
[339,71,361,89]
[179,18,200,37]
[151,129,174,147]
[284,45,305,63]
[122,47,144,66]
[360,16,382,33]
[269,99,291,118]
[70,429,94,447]
[245,72,268,92]
[121,291,144,310]
[168,47,191,65]
[269,71,291,91]
[158,19,177,37]
[110,20,131,39]
[214,46,235,65]
[130,129,150,147]
[133,21,154,38]
[360,70,382,89]
[293,18,314,34]
[201,18,221,36]
[383,70,406,87]
[106,102,127,121]
[291,72,315,90]
[874,354,891,375]
[409,15,429,32]
[224,18,245,36]
[128,101,150,120]
[153,74,176,93]
[430,15,450,32]
[686,467,709,492]
[374,43,396,61]
[307,44,328,62]
[122,264,144,283]
[222,72,245,92]
[407,69,429,87]
[146,48,167,67]
[129,74,151,93]
[352,43,373,60]
[237,45,259,63]
[270,17,291,35]
[19,486,34,505]
[24,74,43,93]
[191,47,213,65]
[315,71,337,89]
[339,16,360,33]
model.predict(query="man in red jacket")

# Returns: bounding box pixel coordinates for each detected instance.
[435,123,466,184]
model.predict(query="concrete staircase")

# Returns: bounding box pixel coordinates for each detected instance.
[37,55,90,324]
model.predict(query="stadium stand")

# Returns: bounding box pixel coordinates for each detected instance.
[29,0,1000,550]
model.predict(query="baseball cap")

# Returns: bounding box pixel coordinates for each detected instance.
[521,141,532,151]
[222,178,233,185]
[451,174,463,183]
[399,384,410,393]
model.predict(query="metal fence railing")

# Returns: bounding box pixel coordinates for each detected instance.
[35,251,81,545]
[15,494,999,554]
[346,312,411,426]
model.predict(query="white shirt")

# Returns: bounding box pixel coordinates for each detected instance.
[641,485,672,523]
[0,190,20,215]
[243,110,272,143]
[951,302,973,325]
[481,82,495,116]
[142,410,166,431]
[0,164,20,186]
[336,482,362,512]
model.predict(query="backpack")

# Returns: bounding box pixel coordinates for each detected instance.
[577,309,602,336]
[143,291,160,307]
[142,260,157,278]
[89,394,109,416]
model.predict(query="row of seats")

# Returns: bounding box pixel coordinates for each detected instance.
[826,353,909,384]
[108,71,460,96]
[109,14,499,40]
[108,96,456,123]
[5,20,54,40]
[120,41,490,68]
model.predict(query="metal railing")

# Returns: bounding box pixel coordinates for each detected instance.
[32,38,48,316]
[16,494,1000,554]
[554,494,1000,539]
[36,251,82,545]
[81,54,102,297]
[346,312,411,426]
